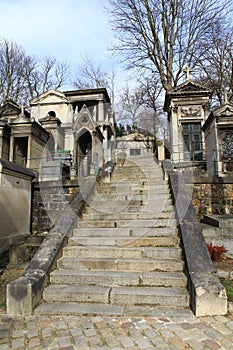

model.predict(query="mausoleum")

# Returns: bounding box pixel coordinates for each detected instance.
[30,88,115,179]
[164,68,212,165]
[203,94,233,176]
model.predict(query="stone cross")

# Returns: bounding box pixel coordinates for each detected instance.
[184,66,192,80]
[224,90,229,104]
[20,104,25,116]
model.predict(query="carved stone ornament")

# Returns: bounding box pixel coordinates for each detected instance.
[221,131,233,159]
[181,106,201,117]
[118,141,127,149]
[224,107,233,116]
[172,105,178,113]
[203,103,210,111]
[81,113,89,124]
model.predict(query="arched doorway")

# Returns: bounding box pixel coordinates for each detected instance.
[76,128,92,177]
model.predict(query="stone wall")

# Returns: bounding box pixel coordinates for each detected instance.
[192,177,233,218]
[0,159,35,255]
[32,180,79,233]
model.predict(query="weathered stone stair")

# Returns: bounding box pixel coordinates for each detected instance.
[35,155,190,316]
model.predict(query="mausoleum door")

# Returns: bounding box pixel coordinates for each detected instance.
[76,130,92,177]
[182,123,202,161]
[221,130,233,172]
[13,136,28,167]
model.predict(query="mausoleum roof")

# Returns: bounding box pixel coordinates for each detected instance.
[0,158,36,179]
[64,88,111,103]
[164,80,213,111]
[203,102,233,132]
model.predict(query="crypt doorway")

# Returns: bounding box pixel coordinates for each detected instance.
[76,129,92,177]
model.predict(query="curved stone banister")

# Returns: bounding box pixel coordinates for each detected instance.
[163,161,227,316]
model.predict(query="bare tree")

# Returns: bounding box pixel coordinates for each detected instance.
[193,25,233,105]
[73,55,116,104]
[139,76,166,137]
[39,56,70,92]
[0,39,70,107]
[0,39,28,103]
[73,55,109,89]
[116,84,144,128]
[108,0,231,91]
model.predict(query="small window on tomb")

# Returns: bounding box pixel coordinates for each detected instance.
[13,137,28,167]
[48,111,56,118]
[130,149,141,156]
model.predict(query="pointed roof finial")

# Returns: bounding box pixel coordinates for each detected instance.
[183,66,192,81]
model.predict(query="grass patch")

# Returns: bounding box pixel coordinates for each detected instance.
[220,278,233,302]
[0,300,6,309]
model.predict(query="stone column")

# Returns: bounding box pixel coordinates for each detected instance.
[103,129,108,162]
[169,105,180,162]
[98,101,104,122]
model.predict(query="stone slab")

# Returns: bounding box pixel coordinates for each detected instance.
[202,214,233,228]
[35,302,125,316]
[43,284,110,303]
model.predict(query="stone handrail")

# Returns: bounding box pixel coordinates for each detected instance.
[7,176,96,315]
[162,161,227,316]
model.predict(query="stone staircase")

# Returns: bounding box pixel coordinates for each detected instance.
[35,155,190,316]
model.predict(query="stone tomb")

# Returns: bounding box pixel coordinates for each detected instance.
[0,99,49,174]
[203,97,233,176]
[164,72,212,164]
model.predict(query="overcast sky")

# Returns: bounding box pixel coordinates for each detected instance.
[0,0,127,90]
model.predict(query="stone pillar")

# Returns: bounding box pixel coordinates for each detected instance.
[169,105,180,162]
[98,101,104,122]
[103,129,108,162]
[9,136,14,162]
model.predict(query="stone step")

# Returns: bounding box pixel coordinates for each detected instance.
[72,227,177,237]
[98,182,168,190]
[63,246,182,260]
[95,188,167,197]
[93,193,171,202]
[35,302,192,317]
[42,284,189,308]
[77,218,177,228]
[57,257,184,272]
[80,211,175,221]
[110,286,189,307]
[50,269,187,288]
[91,194,171,203]
[102,168,164,174]
[69,236,178,247]
[84,201,173,214]
[111,173,163,179]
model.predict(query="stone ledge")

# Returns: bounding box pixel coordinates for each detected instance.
[167,170,228,317]
[7,176,97,315]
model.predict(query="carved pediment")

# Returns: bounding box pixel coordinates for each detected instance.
[170,80,212,95]
[30,89,68,105]
[10,114,32,124]
[213,104,233,118]
[0,100,21,117]
[74,104,96,132]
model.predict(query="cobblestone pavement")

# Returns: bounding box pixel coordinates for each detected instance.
[1,312,233,350]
